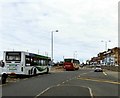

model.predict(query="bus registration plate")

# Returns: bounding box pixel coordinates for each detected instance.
[9,64,17,70]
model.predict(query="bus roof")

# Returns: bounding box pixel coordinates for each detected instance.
[4,51,51,60]
[29,53,50,59]
[64,58,79,60]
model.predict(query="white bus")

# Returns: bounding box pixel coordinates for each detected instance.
[1,51,51,77]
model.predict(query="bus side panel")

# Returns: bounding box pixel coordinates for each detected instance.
[21,52,27,75]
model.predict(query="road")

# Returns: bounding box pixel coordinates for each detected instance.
[0,68,119,98]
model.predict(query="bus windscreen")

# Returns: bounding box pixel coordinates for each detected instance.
[64,59,72,63]
[6,52,21,61]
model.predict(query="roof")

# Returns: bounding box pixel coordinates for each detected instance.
[4,51,51,59]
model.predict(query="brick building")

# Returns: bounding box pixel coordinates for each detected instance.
[89,47,120,66]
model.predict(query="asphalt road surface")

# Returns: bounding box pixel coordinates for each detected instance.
[0,68,119,98]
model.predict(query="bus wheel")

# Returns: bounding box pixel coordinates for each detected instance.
[2,73,8,84]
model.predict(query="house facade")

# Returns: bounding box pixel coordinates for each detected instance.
[89,47,120,66]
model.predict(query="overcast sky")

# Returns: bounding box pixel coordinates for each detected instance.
[0,0,119,63]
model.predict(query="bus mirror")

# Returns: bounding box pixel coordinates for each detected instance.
[0,61,5,67]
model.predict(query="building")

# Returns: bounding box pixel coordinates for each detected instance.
[88,47,120,66]
[110,47,120,66]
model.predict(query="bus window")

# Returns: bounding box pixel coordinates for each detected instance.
[6,52,21,61]
[41,60,44,66]
[31,57,35,66]
[39,59,47,66]
[38,60,41,66]
[73,59,80,64]
[33,58,38,66]
[64,59,72,63]
[25,56,31,66]
[43,60,47,66]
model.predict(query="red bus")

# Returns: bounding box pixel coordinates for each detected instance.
[63,58,80,71]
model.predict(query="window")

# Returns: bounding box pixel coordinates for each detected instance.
[25,56,31,66]
[64,59,72,63]
[25,55,48,66]
[6,52,21,61]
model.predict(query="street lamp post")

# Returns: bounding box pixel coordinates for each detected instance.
[101,40,111,51]
[51,30,58,66]
[73,51,77,59]
[101,40,111,65]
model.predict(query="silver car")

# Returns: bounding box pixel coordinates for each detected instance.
[94,66,103,72]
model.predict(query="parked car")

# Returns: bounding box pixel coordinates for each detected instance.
[94,65,103,72]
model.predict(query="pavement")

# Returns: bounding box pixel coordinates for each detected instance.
[50,66,65,72]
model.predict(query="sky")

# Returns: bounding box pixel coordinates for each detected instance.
[0,0,119,63]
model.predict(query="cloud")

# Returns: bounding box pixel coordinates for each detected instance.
[0,0,119,62]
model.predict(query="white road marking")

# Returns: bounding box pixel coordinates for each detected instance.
[79,85,94,98]
[34,86,55,98]
[34,70,94,98]
[23,78,28,80]
[66,80,69,82]
[34,85,93,98]
[82,73,87,75]
[57,84,61,86]
[78,71,93,78]
[103,72,107,75]
[87,86,94,98]
[62,81,65,84]
[35,87,50,98]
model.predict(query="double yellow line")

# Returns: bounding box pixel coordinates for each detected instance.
[77,77,120,85]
